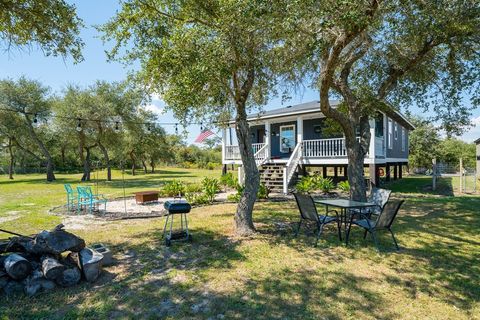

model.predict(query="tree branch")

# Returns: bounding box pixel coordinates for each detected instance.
[377,37,438,99]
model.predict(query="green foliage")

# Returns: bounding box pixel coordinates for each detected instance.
[295,176,317,193]
[438,138,476,169]
[257,183,270,200]
[0,0,84,61]
[220,172,238,189]
[295,175,335,194]
[161,180,186,197]
[202,177,220,203]
[337,181,350,193]
[316,177,335,193]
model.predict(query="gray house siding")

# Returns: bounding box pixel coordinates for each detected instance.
[386,118,409,159]
[476,142,480,175]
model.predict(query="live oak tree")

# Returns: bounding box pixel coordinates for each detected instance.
[101,0,281,235]
[0,78,57,181]
[0,0,83,61]
[282,0,479,200]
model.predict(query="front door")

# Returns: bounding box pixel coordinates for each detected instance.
[257,129,265,143]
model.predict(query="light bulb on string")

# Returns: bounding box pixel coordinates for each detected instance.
[200,122,203,131]
[33,113,38,126]
[147,123,151,132]
[76,118,82,132]
[115,121,120,132]
[175,123,178,134]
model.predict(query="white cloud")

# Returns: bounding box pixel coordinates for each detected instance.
[144,103,164,115]
[150,92,162,101]
[459,115,480,143]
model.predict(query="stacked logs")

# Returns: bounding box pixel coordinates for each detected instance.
[0,224,104,297]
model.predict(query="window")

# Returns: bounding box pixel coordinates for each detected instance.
[401,128,406,151]
[375,113,384,138]
[280,125,295,153]
[394,123,398,140]
[388,118,393,149]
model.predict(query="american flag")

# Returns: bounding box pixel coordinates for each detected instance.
[194,129,215,143]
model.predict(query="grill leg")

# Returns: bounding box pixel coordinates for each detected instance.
[169,214,174,239]
[163,214,170,239]
[184,213,189,238]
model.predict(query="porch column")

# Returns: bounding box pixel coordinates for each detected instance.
[369,118,375,158]
[265,121,271,159]
[394,163,398,180]
[399,163,403,179]
[221,128,227,164]
[296,116,303,144]
[386,163,391,182]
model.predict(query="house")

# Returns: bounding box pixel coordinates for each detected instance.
[475,138,480,175]
[221,100,414,193]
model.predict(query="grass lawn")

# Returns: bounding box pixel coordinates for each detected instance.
[0,172,479,319]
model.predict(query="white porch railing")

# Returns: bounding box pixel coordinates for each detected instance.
[225,145,241,160]
[302,138,347,158]
[283,142,303,193]
[254,143,268,167]
[225,143,266,161]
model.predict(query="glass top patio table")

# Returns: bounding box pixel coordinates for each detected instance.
[313,199,376,243]
[313,199,376,209]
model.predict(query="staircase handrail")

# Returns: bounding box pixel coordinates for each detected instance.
[254,143,268,167]
[283,142,303,193]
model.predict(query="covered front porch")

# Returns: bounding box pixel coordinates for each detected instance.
[222,114,386,166]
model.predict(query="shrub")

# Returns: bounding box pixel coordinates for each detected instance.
[161,180,186,197]
[316,177,335,193]
[185,192,211,205]
[257,183,270,199]
[185,183,203,193]
[295,176,317,193]
[202,177,220,202]
[337,180,350,192]
[220,172,238,190]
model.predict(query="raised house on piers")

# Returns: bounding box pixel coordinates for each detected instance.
[221,100,415,193]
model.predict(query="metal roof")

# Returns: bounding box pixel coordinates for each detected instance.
[474,138,480,144]
[245,100,415,130]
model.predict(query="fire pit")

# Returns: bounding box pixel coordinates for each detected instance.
[0,224,104,296]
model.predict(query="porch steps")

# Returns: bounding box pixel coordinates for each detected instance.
[259,164,299,192]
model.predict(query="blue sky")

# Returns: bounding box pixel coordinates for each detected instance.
[0,0,478,143]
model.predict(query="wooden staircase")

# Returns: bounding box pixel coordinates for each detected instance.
[259,163,300,192]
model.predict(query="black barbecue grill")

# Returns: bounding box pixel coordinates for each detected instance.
[163,200,192,246]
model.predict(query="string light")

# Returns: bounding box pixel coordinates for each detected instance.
[33,113,38,124]
[115,121,120,132]
[76,118,82,132]
[147,123,151,131]
[175,123,178,134]
[200,122,203,131]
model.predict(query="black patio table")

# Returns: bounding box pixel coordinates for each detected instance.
[313,199,376,243]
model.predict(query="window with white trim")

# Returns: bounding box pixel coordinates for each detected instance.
[394,123,398,140]
[388,118,393,149]
[401,128,406,151]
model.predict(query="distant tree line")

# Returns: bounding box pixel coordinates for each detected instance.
[0,78,221,181]
[408,117,476,172]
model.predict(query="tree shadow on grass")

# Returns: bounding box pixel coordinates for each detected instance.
[252,197,480,312]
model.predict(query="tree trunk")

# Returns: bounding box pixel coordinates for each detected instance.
[81,147,92,182]
[7,137,14,179]
[130,151,136,176]
[97,141,111,181]
[4,254,32,280]
[142,159,148,174]
[150,160,155,173]
[234,116,259,236]
[23,114,55,181]
[344,118,370,202]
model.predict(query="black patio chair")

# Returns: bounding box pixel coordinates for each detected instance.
[293,192,342,247]
[346,199,404,250]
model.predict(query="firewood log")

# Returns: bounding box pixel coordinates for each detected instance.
[41,256,65,280]
[3,254,32,280]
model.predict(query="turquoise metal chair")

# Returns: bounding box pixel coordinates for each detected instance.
[64,184,76,211]
[76,186,107,213]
